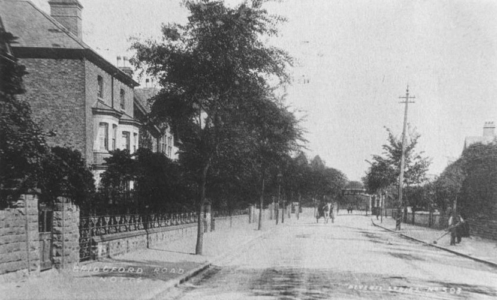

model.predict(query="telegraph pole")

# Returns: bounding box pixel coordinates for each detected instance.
[397,86,415,230]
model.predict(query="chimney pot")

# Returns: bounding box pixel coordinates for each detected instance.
[483,121,495,137]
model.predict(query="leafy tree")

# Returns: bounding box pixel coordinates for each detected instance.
[321,168,348,201]
[99,148,195,213]
[38,146,95,208]
[310,155,325,171]
[433,159,464,214]
[134,148,194,212]
[289,152,313,205]
[98,149,136,213]
[0,30,47,206]
[290,155,348,208]
[363,127,431,223]
[100,149,135,193]
[363,158,396,194]
[458,143,497,218]
[131,0,292,254]
[242,97,303,229]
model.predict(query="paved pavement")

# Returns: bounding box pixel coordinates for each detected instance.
[0,215,286,300]
[371,216,497,266]
[160,212,497,300]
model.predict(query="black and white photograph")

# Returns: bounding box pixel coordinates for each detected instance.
[1,0,497,299]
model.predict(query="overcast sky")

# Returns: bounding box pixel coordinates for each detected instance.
[32,0,497,181]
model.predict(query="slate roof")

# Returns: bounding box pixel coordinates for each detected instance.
[134,88,160,112]
[463,136,495,151]
[0,0,138,87]
[0,16,14,56]
[0,0,85,49]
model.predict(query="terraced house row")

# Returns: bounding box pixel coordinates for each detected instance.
[0,0,178,185]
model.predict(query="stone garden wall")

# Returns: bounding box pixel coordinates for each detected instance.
[92,223,198,258]
[0,195,40,281]
[52,197,80,269]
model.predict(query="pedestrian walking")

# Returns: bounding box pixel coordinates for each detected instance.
[395,214,402,230]
[316,202,325,223]
[323,202,330,223]
[448,212,464,245]
[329,203,335,223]
[459,213,470,239]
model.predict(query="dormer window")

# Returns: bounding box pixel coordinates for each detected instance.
[97,76,103,99]
[120,89,125,109]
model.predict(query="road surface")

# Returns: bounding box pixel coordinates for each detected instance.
[157,212,497,300]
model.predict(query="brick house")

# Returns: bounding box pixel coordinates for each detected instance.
[463,121,496,151]
[134,87,179,160]
[0,0,141,183]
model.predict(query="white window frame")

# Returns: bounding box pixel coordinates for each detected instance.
[98,122,109,151]
[122,131,130,151]
[112,124,117,150]
[97,76,104,99]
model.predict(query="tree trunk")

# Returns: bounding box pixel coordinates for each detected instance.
[195,162,210,255]
[258,177,265,230]
[412,207,416,225]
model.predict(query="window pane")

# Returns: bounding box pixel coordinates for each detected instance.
[99,123,108,150]
[133,133,137,152]
[122,131,130,150]
[97,76,103,98]
[120,89,125,109]
[112,125,117,150]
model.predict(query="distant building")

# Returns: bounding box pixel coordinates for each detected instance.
[0,0,141,183]
[342,181,370,210]
[463,122,496,151]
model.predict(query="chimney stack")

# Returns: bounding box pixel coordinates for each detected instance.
[118,57,134,78]
[483,121,495,137]
[48,0,83,39]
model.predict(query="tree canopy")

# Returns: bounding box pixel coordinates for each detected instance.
[363,127,431,195]
[0,30,47,206]
[456,143,497,218]
[131,0,297,254]
[38,146,95,208]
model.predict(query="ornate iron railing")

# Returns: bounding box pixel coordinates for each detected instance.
[213,209,248,218]
[78,212,197,261]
